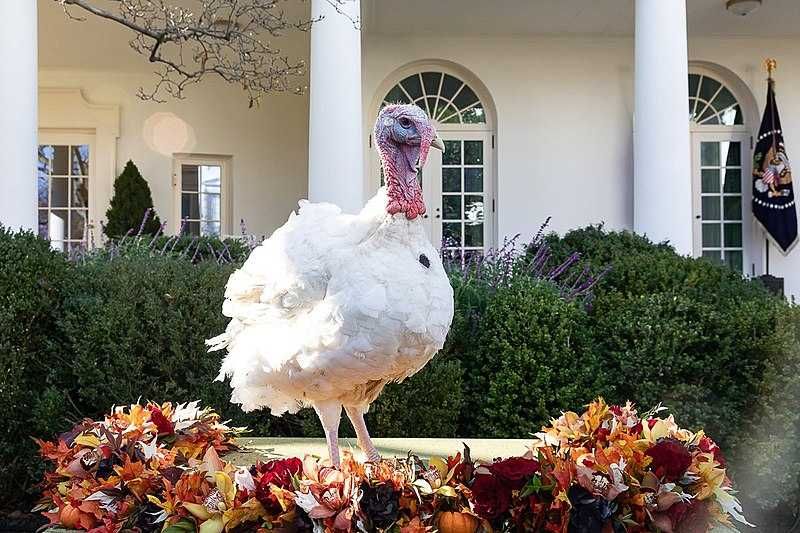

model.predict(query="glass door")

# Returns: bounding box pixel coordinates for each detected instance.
[691,132,750,273]
[424,131,493,262]
[37,133,94,252]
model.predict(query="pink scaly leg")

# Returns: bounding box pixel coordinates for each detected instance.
[314,400,343,467]
[345,405,381,463]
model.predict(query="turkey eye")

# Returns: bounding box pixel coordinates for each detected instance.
[398,117,412,129]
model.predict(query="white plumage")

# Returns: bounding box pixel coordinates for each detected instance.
[208,104,454,465]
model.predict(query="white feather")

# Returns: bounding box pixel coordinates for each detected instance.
[208,187,455,414]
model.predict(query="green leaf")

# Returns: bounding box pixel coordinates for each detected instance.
[163,518,197,533]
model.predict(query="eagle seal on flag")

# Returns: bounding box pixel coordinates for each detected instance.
[752,75,798,253]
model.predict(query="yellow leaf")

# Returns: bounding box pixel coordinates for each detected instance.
[147,495,164,507]
[183,502,212,521]
[412,479,433,495]
[214,471,235,505]
[74,434,101,448]
[436,486,458,498]
[199,515,224,533]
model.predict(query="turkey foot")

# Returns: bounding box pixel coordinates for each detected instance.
[314,400,343,467]
[345,405,381,463]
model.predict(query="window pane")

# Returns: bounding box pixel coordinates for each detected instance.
[442,168,461,192]
[702,250,722,264]
[453,84,479,110]
[462,106,486,123]
[724,142,741,166]
[702,223,721,247]
[401,74,423,100]
[442,222,462,247]
[464,141,483,165]
[699,77,721,102]
[182,193,200,219]
[725,250,743,272]
[701,169,719,193]
[201,193,220,221]
[426,97,439,117]
[443,195,461,220]
[702,197,720,220]
[724,223,742,247]
[51,146,69,175]
[184,221,200,236]
[200,165,221,194]
[438,104,460,124]
[723,197,742,220]
[38,210,48,239]
[441,74,462,100]
[421,72,441,96]
[49,210,68,242]
[701,142,720,166]
[71,177,89,208]
[443,141,461,165]
[464,222,484,247]
[722,168,742,193]
[70,209,87,241]
[698,107,720,125]
[464,195,484,222]
[51,178,68,207]
[39,146,53,175]
[70,145,90,175]
[384,85,409,104]
[182,165,199,192]
[465,168,483,192]
[201,220,221,236]
[712,87,737,113]
[689,74,701,97]
[38,172,49,208]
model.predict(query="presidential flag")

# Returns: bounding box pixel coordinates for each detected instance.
[752,77,798,254]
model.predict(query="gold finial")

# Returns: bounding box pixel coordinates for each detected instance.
[765,58,777,78]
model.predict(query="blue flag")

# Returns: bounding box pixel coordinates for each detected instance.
[752,78,798,253]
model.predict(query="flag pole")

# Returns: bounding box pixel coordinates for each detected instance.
[764,58,777,275]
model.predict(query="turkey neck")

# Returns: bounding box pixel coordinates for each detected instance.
[379,141,426,220]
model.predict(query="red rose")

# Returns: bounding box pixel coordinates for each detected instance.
[149,407,174,435]
[646,438,692,482]
[254,458,302,514]
[472,474,512,520]
[488,457,540,490]
[698,436,726,468]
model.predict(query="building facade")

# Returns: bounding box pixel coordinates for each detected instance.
[2,0,800,298]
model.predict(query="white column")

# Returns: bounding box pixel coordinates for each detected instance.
[0,0,38,232]
[307,0,364,213]
[634,0,692,255]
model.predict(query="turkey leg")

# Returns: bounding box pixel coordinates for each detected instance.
[345,405,381,463]
[314,400,342,467]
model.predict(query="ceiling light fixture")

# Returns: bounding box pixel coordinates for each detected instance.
[726,0,762,16]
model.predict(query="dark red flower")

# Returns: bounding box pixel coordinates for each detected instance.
[646,438,692,482]
[647,418,658,429]
[675,499,711,533]
[149,407,174,435]
[595,427,611,443]
[609,405,623,416]
[488,457,540,490]
[254,458,302,514]
[698,436,726,468]
[472,474,512,520]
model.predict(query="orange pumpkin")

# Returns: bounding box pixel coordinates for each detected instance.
[59,503,82,529]
[436,511,479,533]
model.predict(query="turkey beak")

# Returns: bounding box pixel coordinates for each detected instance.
[431,133,444,151]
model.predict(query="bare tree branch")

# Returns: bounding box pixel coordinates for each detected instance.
[55,0,359,107]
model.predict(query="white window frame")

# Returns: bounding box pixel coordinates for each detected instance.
[172,154,233,236]
[38,131,96,251]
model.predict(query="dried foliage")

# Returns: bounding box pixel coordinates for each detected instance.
[55,0,356,106]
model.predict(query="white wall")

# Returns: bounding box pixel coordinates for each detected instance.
[363,34,800,300]
[37,70,309,238]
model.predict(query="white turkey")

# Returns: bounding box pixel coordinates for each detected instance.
[207,104,454,466]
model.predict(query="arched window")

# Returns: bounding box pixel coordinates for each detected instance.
[688,69,751,273]
[688,73,743,126]
[382,72,487,124]
[374,67,494,262]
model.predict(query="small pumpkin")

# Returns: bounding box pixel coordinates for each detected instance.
[59,503,83,529]
[436,511,479,533]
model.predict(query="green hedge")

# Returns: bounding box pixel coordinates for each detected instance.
[0,224,797,530]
